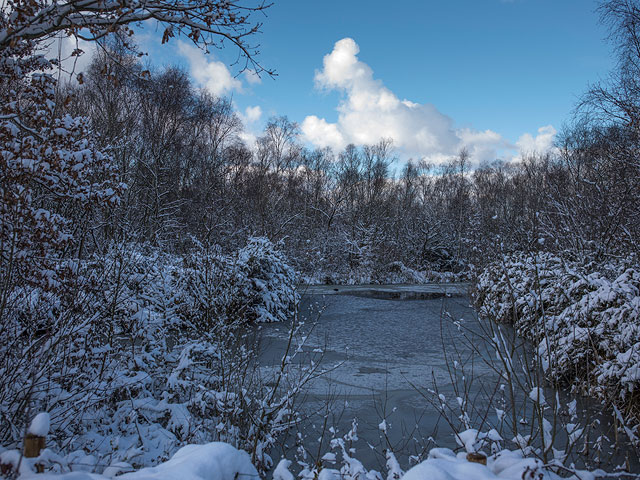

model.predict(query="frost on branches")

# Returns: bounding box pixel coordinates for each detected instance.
[0,239,302,473]
[0,38,122,296]
[474,252,640,433]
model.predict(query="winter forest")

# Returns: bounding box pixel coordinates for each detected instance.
[1,0,640,479]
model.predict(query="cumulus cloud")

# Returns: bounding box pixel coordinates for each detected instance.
[301,38,512,163]
[239,131,258,148]
[242,105,263,124]
[178,41,242,97]
[515,125,557,158]
[236,105,263,148]
[301,115,346,151]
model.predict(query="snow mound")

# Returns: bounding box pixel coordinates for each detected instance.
[403,457,496,480]
[273,459,295,480]
[11,441,603,480]
[405,448,571,480]
[118,442,259,480]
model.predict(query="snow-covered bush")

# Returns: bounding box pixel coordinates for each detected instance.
[372,261,429,284]
[300,260,469,286]
[473,252,581,331]
[232,237,299,323]
[0,429,602,480]
[0,36,125,446]
[179,236,298,325]
[0,238,302,474]
[474,252,640,429]
[540,267,640,412]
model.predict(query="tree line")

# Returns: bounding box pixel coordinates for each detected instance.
[51,39,639,284]
[2,0,640,294]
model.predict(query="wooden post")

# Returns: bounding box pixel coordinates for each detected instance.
[466,452,487,465]
[23,433,45,458]
[24,433,46,472]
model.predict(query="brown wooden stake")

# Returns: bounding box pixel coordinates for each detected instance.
[23,433,45,458]
[466,452,487,465]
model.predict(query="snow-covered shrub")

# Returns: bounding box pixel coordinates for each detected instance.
[179,236,298,325]
[540,268,640,408]
[180,244,237,328]
[374,261,429,284]
[231,237,299,323]
[0,237,303,473]
[474,252,640,428]
[473,252,582,335]
[0,38,125,446]
[300,261,469,286]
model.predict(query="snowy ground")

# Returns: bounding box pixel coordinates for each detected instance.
[3,284,635,479]
[5,413,608,480]
[7,435,604,480]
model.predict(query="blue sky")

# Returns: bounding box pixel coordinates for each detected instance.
[140,0,613,163]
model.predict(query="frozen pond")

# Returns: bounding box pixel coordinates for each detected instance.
[257,285,494,468]
[260,284,479,398]
[256,285,639,473]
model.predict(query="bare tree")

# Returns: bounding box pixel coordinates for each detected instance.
[257,116,301,172]
[0,0,273,75]
[580,1,640,131]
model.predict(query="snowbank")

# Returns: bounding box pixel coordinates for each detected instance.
[119,443,258,480]
[405,447,594,480]
[295,442,598,480]
[13,443,258,480]
[6,438,603,480]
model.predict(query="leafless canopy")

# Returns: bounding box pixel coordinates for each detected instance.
[0,0,273,74]
[579,0,640,127]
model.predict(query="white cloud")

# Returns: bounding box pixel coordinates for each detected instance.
[239,131,258,149]
[243,105,262,124]
[178,41,241,97]
[243,69,262,85]
[302,38,513,163]
[301,115,346,151]
[236,105,263,149]
[458,128,508,163]
[515,125,557,159]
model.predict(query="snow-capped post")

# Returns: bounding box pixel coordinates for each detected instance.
[24,412,50,468]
